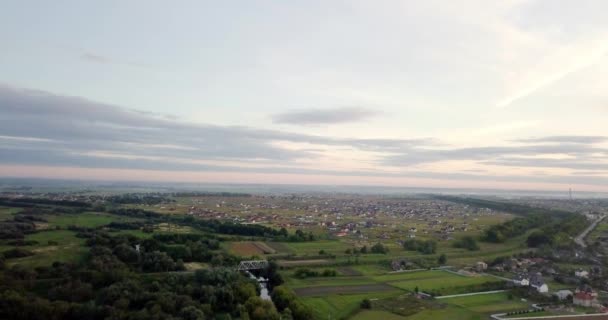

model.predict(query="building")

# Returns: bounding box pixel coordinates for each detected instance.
[513,272,548,293]
[573,285,599,307]
[530,272,549,293]
[475,261,488,272]
[575,269,589,278]
[554,289,573,301]
[513,272,530,286]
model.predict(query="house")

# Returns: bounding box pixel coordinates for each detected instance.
[475,261,488,272]
[575,269,589,278]
[554,290,573,301]
[512,272,548,293]
[390,259,411,271]
[513,272,530,286]
[530,272,549,293]
[573,285,599,307]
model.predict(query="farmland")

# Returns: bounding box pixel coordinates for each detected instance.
[0,191,605,319]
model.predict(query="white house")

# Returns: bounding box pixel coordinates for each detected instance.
[513,273,530,286]
[575,269,589,278]
[530,272,549,293]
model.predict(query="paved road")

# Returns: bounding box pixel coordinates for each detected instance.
[435,289,506,299]
[574,215,606,248]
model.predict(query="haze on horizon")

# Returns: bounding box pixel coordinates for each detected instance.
[1,1,608,192]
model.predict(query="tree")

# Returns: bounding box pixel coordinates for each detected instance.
[453,236,479,251]
[360,299,372,309]
[281,308,294,320]
[526,231,553,248]
[180,306,206,320]
[438,254,447,265]
[360,245,368,254]
[271,286,296,311]
[371,243,388,254]
[244,297,279,320]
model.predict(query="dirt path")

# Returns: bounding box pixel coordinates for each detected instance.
[575,215,606,248]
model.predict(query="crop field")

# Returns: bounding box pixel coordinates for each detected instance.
[294,283,398,296]
[403,305,480,320]
[441,292,528,313]
[350,310,408,320]
[228,241,276,256]
[287,269,508,319]
[0,193,571,320]
[301,291,402,320]
[281,240,354,255]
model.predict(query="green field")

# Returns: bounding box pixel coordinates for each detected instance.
[351,310,408,320]
[282,240,353,255]
[46,212,121,228]
[0,206,21,221]
[403,305,480,320]
[4,230,88,267]
[301,291,402,320]
[372,270,502,295]
[441,292,528,313]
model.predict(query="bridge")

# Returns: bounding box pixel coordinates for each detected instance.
[237,260,269,271]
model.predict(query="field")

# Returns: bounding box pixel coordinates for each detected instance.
[372,270,502,295]
[5,230,88,267]
[350,310,408,320]
[0,193,569,320]
[46,212,123,228]
[300,291,402,320]
[441,292,528,313]
[228,241,277,256]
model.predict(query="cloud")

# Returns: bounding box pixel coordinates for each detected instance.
[513,136,608,144]
[485,158,608,171]
[272,107,379,125]
[80,51,148,68]
[81,52,111,64]
[382,143,608,166]
[1,84,607,188]
[0,85,428,164]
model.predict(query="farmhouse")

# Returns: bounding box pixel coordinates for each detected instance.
[512,272,548,293]
[475,261,488,272]
[573,285,599,307]
[513,272,530,286]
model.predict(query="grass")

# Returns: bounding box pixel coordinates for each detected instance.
[47,212,119,228]
[282,240,353,255]
[301,291,400,320]
[285,275,378,288]
[403,305,481,320]
[109,229,154,239]
[0,206,21,221]
[372,270,502,295]
[4,230,88,268]
[441,292,528,313]
[350,310,408,320]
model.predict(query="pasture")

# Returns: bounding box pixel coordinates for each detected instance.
[5,230,88,267]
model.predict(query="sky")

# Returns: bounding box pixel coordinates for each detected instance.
[1,0,608,192]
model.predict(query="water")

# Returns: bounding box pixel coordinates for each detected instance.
[245,271,271,301]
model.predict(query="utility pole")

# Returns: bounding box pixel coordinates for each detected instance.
[569,188,573,201]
